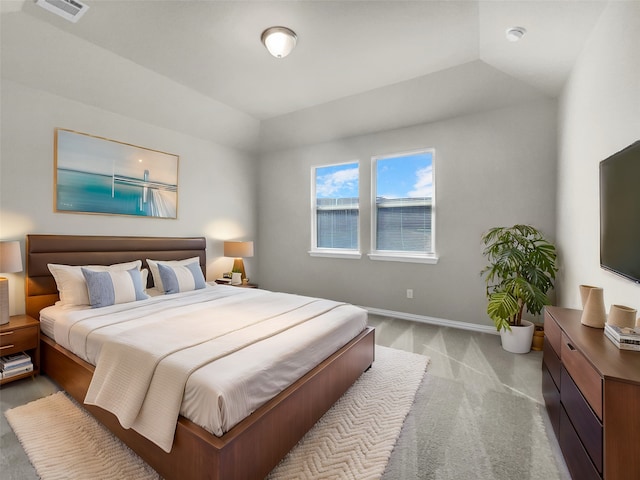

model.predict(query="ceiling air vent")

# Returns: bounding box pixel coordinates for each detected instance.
[35,0,89,23]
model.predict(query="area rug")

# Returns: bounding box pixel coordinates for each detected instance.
[4,390,159,480]
[5,345,429,480]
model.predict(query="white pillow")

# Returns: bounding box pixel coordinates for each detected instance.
[146,257,201,293]
[157,262,206,294]
[140,268,149,290]
[81,267,149,308]
[48,260,142,307]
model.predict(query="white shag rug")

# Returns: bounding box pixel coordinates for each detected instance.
[5,391,160,480]
[5,345,429,480]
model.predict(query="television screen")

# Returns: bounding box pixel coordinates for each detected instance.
[599,140,640,284]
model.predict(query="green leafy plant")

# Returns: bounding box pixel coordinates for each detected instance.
[481,224,558,331]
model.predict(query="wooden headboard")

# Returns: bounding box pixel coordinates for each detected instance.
[26,234,207,319]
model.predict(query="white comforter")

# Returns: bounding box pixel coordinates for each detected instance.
[42,285,367,452]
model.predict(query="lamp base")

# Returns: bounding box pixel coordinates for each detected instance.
[0,277,9,325]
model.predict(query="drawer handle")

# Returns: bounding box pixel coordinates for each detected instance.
[0,344,15,350]
[0,331,14,336]
[566,343,576,351]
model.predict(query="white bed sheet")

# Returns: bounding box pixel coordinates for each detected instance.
[39,285,368,441]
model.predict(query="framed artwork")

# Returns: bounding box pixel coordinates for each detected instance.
[54,129,179,219]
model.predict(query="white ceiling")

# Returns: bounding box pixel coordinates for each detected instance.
[6,0,608,122]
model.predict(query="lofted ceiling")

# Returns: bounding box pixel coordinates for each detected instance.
[3,0,608,123]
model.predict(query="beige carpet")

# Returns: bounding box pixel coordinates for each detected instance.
[5,345,428,480]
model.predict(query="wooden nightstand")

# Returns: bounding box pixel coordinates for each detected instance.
[214,280,258,288]
[0,315,40,385]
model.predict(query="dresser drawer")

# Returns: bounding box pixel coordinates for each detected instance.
[544,311,562,357]
[561,367,603,473]
[543,337,561,389]
[561,333,602,419]
[0,325,38,356]
[560,407,601,480]
[542,364,560,437]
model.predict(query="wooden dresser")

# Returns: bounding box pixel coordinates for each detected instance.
[543,306,640,480]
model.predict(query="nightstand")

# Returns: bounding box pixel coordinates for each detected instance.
[0,315,40,385]
[215,280,258,288]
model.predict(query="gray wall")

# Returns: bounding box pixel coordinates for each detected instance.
[257,99,558,328]
[557,1,640,314]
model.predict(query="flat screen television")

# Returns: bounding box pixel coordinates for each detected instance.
[599,140,640,284]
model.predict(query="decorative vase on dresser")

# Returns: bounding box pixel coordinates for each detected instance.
[542,306,640,480]
[579,285,606,328]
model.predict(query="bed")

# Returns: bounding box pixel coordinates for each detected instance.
[26,234,375,480]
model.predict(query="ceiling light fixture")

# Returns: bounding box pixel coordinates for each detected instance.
[505,26,527,42]
[261,26,297,59]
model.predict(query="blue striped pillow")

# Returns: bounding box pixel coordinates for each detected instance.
[81,267,149,308]
[157,262,206,294]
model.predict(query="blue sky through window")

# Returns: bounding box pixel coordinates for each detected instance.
[377,151,433,198]
[316,162,359,198]
[316,151,433,200]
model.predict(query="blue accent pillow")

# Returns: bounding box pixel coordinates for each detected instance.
[81,267,149,308]
[157,262,206,294]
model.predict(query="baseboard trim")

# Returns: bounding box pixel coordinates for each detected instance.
[363,306,499,335]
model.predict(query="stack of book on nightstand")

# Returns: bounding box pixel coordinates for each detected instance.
[0,352,33,379]
[604,324,640,351]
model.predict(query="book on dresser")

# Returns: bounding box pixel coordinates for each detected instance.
[604,324,640,350]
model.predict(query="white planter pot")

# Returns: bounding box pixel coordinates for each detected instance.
[500,320,535,354]
[231,272,242,285]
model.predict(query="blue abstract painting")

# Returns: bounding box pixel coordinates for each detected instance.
[55,129,179,218]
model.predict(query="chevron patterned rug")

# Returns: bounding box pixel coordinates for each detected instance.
[267,345,429,479]
[5,345,428,480]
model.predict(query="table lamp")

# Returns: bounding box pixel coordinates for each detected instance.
[1,241,23,325]
[223,241,254,281]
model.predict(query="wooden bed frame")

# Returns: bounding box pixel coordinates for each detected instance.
[26,234,375,480]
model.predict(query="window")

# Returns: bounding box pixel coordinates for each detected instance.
[370,149,437,263]
[310,162,360,258]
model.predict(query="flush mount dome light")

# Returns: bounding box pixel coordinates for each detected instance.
[506,26,527,42]
[261,26,297,58]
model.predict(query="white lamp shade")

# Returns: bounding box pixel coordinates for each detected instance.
[0,241,22,273]
[0,241,21,325]
[224,241,254,258]
[261,27,297,58]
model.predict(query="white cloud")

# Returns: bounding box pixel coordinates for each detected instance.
[408,165,433,197]
[317,167,359,197]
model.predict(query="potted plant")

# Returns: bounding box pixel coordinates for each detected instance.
[481,224,558,353]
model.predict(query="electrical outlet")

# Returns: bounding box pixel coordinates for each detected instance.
[406,289,413,299]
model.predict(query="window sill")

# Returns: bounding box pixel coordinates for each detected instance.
[367,252,439,264]
[308,249,362,260]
